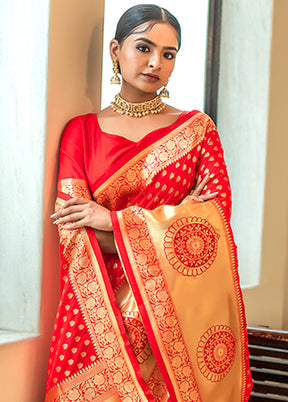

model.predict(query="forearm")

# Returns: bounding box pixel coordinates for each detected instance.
[94,230,117,254]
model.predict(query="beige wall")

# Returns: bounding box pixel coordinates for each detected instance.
[242,0,288,330]
[0,1,104,401]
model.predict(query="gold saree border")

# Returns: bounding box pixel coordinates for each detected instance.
[58,178,92,200]
[46,362,117,402]
[216,201,252,401]
[93,112,216,206]
[48,180,151,401]
[114,206,201,402]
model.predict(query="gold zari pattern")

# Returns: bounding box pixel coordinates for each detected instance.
[47,179,147,401]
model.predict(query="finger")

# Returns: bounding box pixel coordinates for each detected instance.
[191,176,201,195]
[193,174,210,195]
[199,192,218,201]
[191,195,204,202]
[62,215,93,230]
[62,221,84,230]
[190,190,218,202]
[50,197,88,218]
[51,204,87,220]
[61,197,90,209]
[200,173,211,188]
[195,175,202,187]
[53,211,85,225]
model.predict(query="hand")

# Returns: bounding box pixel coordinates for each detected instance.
[183,174,218,203]
[51,197,112,231]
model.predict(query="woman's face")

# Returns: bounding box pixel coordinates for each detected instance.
[111,22,179,99]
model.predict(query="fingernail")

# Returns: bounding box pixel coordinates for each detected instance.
[53,220,60,225]
[50,213,57,218]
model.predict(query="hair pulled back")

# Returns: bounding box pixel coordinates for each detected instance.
[114,4,181,49]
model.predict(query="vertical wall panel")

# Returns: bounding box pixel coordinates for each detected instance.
[0,0,50,334]
[217,0,273,288]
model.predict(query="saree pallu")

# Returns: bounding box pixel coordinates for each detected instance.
[46,111,252,401]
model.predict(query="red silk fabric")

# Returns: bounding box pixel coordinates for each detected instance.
[46,111,252,401]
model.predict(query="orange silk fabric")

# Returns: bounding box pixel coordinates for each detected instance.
[112,199,252,401]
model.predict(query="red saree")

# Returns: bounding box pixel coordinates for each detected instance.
[46,111,252,401]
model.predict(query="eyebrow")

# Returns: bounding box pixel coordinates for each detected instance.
[134,38,178,52]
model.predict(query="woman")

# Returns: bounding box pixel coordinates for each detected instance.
[46,5,252,401]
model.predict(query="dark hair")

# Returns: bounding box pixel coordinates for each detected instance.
[114,4,181,49]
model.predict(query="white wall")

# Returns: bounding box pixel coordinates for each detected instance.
[0,0,50,337]
[0,1,105,400]
[218,0,288,330]
[217,0,273,288]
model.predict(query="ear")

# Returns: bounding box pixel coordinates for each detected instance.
[110,39,120,62]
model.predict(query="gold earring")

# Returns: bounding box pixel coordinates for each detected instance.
[159,81,169,98]
[111,60,121,84]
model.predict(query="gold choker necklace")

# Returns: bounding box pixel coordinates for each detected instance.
[111,93,165,117]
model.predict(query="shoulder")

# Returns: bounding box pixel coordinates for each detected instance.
[179,111,219,146]
[163,104,182,115]
[96,106,118,128]
[185,110,217,131]
[96,106,113,118]
[61,113,98,143]
[63,113,98,132]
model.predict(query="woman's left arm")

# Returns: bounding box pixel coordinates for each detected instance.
[193,121,232,218]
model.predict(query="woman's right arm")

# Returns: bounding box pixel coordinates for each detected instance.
[54,116,117,254]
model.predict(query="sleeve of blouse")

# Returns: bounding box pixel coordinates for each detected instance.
[56,116,92,203]
[195,117,232,219]
[57,116,88,181]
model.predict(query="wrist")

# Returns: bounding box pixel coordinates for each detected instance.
[105,212,113,231]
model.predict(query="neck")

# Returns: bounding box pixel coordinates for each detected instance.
[120,85,157,103]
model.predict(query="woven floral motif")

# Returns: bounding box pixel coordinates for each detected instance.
[122,207,201,401]
[48,182,143,401]
[122,311,152,364]
[147,365,169,402]
[164,216,220,277]
[197,324,236,382]
[53,367,114,402]
[59,178,92,200]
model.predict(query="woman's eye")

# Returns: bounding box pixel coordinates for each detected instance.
[164,52,176,60]
[137,45,150,53]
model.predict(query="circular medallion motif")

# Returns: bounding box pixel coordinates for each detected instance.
[197,325,236,382]
[164,217,220,277]
[122,312,152,363]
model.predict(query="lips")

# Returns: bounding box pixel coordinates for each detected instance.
[142,73,160,83]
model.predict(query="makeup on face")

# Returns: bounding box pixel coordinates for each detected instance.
[115,23,179,99]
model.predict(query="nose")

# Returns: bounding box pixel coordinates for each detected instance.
[149,51,162,70]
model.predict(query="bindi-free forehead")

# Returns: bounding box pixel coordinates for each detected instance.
[129,22,179,51]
